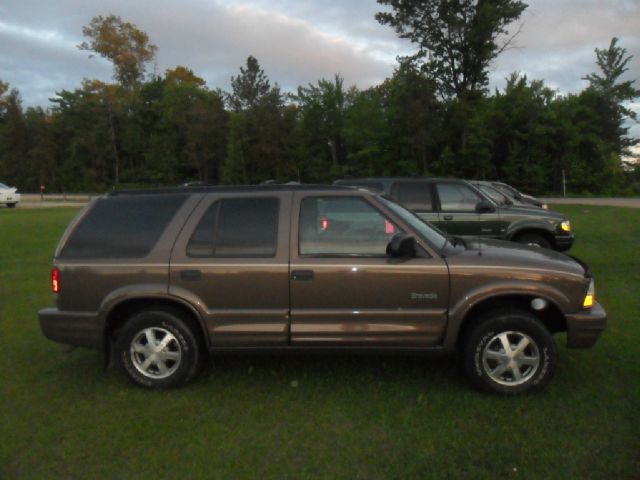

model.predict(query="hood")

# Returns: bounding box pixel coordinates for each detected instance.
[500,205,564,220]
[451,237,585,277]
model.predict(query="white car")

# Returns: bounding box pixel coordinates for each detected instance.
[0,182,20,207]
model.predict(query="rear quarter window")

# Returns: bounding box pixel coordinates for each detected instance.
[60,194,188,259]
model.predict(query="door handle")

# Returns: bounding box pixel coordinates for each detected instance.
[180,269,202,281]
[291,270,314,281]
[443,215,453,221]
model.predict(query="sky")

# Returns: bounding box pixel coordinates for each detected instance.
[1,0,638,141]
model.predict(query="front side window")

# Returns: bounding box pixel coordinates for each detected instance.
[187,198,279,258]
[436,183,482,212]
[299,197,400,256]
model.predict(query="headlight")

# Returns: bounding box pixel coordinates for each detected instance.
[583,279,595,308]
[561,220,571,232]
[542,204,549,210]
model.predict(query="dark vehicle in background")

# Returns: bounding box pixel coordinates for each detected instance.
[490,181,548,210]
[471,180,528,208]
[334,178,573,251]
[39,185,605,394]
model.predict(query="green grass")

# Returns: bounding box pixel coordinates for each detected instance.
[1,205,639,479]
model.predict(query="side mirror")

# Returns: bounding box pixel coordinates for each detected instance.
[386,233,416,258]
[476,200,494,214]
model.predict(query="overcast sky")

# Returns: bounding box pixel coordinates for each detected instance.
[1,0,638,139]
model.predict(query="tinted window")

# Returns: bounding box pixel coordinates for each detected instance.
[436,183,482,212]
[61,194,187,259]
[299,197,400,256]
[187,198,279,258]
[390,182,433,212]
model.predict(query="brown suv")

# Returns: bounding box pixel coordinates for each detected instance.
[39,185,607,394]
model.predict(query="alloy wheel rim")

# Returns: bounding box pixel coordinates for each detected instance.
[482,331,540,386]
[130,327,182,379]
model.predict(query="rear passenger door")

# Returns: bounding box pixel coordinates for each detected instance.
[169,192,291,346]
[389,181,438,225]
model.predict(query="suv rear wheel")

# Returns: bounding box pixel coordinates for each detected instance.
[116,308,203,388]
[461,309,557,394]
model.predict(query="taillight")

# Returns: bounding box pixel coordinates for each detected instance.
[321,217,329,231]
[51,267,60,293]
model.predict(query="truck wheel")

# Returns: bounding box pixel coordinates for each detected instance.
[116,308,203,389]
[461,310,557,395]
[7,203,17,208]
[515,233,551,249]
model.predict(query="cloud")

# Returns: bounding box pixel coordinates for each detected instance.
[490,0,640,92]
[0,0,638,140]
[0,0,396,105]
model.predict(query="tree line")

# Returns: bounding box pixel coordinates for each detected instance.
[0,2,638,195]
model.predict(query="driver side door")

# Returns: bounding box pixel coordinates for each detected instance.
[289,193,449,347]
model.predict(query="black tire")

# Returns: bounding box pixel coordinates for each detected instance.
[7,203,17,208]
[515,232,551,249]
[116,308,203,389]
[461,309,557,395]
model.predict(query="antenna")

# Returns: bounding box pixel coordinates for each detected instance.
[477,210,483,256]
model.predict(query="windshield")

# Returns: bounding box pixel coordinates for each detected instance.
[379,196,448,250]
[494,182,520,198]
[479,184,510,205]
[0,183,9,189]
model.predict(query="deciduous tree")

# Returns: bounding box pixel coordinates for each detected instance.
[78,14,157,88]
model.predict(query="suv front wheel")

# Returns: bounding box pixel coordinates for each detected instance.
[116,308,203,388]
[515,232,551,249]
[461,310,557,394]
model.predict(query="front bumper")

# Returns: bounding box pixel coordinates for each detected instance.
[38,308,102,349]
[554,233,575,252]
[565,301,607,348]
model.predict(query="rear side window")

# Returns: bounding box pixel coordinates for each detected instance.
[390,182,433,212]
[61,194,188,259]
[187,198,279,258]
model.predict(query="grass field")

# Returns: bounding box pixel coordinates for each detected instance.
[1,205,639,479]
